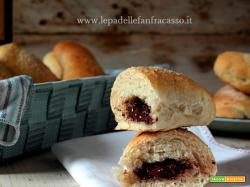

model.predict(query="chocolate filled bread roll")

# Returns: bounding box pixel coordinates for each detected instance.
[111,67,215,132]
[116,128,217,187]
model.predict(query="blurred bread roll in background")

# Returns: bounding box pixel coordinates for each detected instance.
[43,41,104,80]
[0,43,58,83]
[0,64,12,79]
[214,85,250,119]
[214,51,250,94]
[43,52,63,79]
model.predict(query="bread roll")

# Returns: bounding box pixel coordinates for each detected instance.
[43,52,63,79]
[52,41,104,80]
[214,85,250,119]
[111,67,215,132]
[0,64,13,79]
[214,51,250,94]
[0,43,58,83]
[116,128,217,187]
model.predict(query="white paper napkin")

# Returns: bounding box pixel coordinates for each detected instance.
[52,127,250,187]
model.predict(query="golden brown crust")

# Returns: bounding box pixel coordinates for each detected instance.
[53,41,104,80]
[0,64,13,80]
[43,52,63,79]
[126,128,216,174]
[0,43,58,83]
[131,128,193,142]
[111,66,215,132]
[214,51,250,94]
[129,67,195,92]
[118,128,217,187]
[214,85,250,119]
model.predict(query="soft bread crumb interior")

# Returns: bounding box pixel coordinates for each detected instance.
[117,130,216,187]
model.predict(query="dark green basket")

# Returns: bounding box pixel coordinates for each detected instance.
[0,64,172,161]
[0,75,116,161]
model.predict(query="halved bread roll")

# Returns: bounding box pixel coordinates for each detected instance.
[111,67,215,132]
[116,128,217,187]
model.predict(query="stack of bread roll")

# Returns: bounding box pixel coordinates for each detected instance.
[213,52,250,119]
[110,67,217,187]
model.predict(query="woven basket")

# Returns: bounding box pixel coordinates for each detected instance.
[0,75,116,160]
[0,64,172,161]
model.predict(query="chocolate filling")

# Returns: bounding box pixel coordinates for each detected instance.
[124,96,153,124]
[134,158,193,181]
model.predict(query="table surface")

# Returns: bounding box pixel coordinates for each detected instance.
[0,151,80,187]
[0,135,249,187]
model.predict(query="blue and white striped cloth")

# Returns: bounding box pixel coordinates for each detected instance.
[0,76,32,146]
